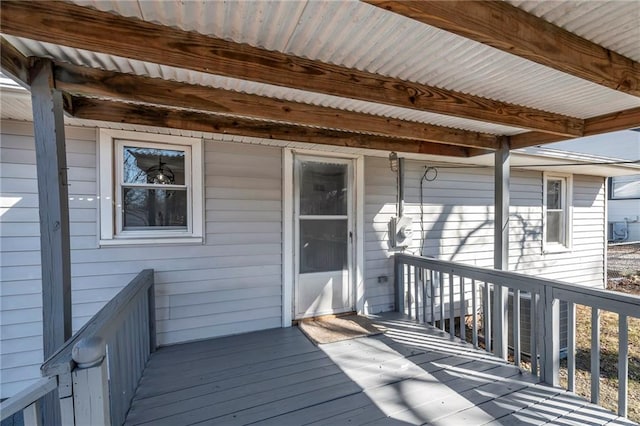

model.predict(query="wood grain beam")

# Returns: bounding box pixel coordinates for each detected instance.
[366,1,640,97]
[66,96,472,157]
[510,107,640,149]
[0,0,583,137]
[53,61,498,149]
[0,36,30,88]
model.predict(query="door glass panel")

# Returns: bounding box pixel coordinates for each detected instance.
[300,219,347,273]
[300,162,347,215]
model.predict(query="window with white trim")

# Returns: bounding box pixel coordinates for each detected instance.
[99,129,203,245]
[543,173,572,251]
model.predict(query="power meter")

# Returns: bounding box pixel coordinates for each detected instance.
[389,216,413,248]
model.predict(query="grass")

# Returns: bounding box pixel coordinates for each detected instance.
[558,276,640,422]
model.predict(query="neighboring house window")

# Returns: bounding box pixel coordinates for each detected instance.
[543,173,572,252]
[99,129,203,245]
[609,175,640,200]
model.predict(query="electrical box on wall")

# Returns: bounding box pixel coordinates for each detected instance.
[389,216,413,248]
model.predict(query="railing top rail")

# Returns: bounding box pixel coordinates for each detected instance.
[41,269,154,376]
[396,254,640,318]
[0,376,56,421]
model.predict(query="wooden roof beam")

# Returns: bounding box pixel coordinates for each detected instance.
[0,0,583,137]
[53,61,499,150]
[510,107,640,149]
[366,0,640,97]
[65,96,474,157]
[0,36,30,88]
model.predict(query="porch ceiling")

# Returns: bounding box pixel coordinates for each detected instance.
[1,0,639,157]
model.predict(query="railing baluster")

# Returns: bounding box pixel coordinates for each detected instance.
[460,276,466,343]
[449,273,455,340]
[407,265,413,318]
[591,307,600,404]
[483,282,491,353]
[567,302,576,392]
[430,270,435,326]
[472,279,478,349]
[415,266,420,321]
[513,289,521,367]
[530,292,538,376]
[439,272,445,331]
[541,286,559,386]
[394,257,404,314]
[422,269,428,324]
[618,314,629,417]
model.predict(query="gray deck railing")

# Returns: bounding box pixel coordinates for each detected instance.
[394,253,640,418]
[0,269,155,426]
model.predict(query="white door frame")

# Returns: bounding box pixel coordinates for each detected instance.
[282,148,364,326]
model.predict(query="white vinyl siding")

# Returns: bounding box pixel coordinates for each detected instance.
[0,121,282,398]
[363,157,606,314]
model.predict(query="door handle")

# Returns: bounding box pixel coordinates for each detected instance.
[349,231,353,241]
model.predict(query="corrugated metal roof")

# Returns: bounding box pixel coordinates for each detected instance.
[59,0,640,121]
[507,0,640,62]
[3,0,639,142]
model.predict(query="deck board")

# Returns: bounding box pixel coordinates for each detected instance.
[124,313,636,425]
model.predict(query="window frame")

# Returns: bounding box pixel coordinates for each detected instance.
[99,129,204,246]
[542,172,573,253]
[608,175,640,200]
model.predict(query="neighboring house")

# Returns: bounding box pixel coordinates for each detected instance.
[521,130,640,242]
[2,79,638,397]
[0,0,639,409]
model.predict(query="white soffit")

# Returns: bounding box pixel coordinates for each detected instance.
[65,0,640,119]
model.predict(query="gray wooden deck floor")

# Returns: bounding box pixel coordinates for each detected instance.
[124,313,636,425]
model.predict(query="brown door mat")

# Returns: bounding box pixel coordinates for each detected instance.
[298,315,384,345]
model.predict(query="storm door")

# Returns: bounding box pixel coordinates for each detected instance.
[294,156,354,319]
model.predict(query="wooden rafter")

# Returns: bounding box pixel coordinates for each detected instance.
[0,36,29,87]
[66,96,473,157]
[511,107,640,149]
[0,0,584,137]
[52,61,498,149]
[365,0,640,97]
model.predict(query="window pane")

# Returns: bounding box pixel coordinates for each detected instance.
[300,220,347,273]
[546,211,564,244]
[546,179,562,209]
[123,147,186,185]
[611,175,640,199]
[300,162,347,215]
[123,188,187,229]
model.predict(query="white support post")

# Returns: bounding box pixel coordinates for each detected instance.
[541,286,559,386]
[72,337,111,426]
[493,137,510,360]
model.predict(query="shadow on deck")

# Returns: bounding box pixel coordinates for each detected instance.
[124,313,635,425]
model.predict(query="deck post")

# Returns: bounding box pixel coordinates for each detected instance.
[493,137,510,360]
[30,57,71,426]
[72,337,111,426]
